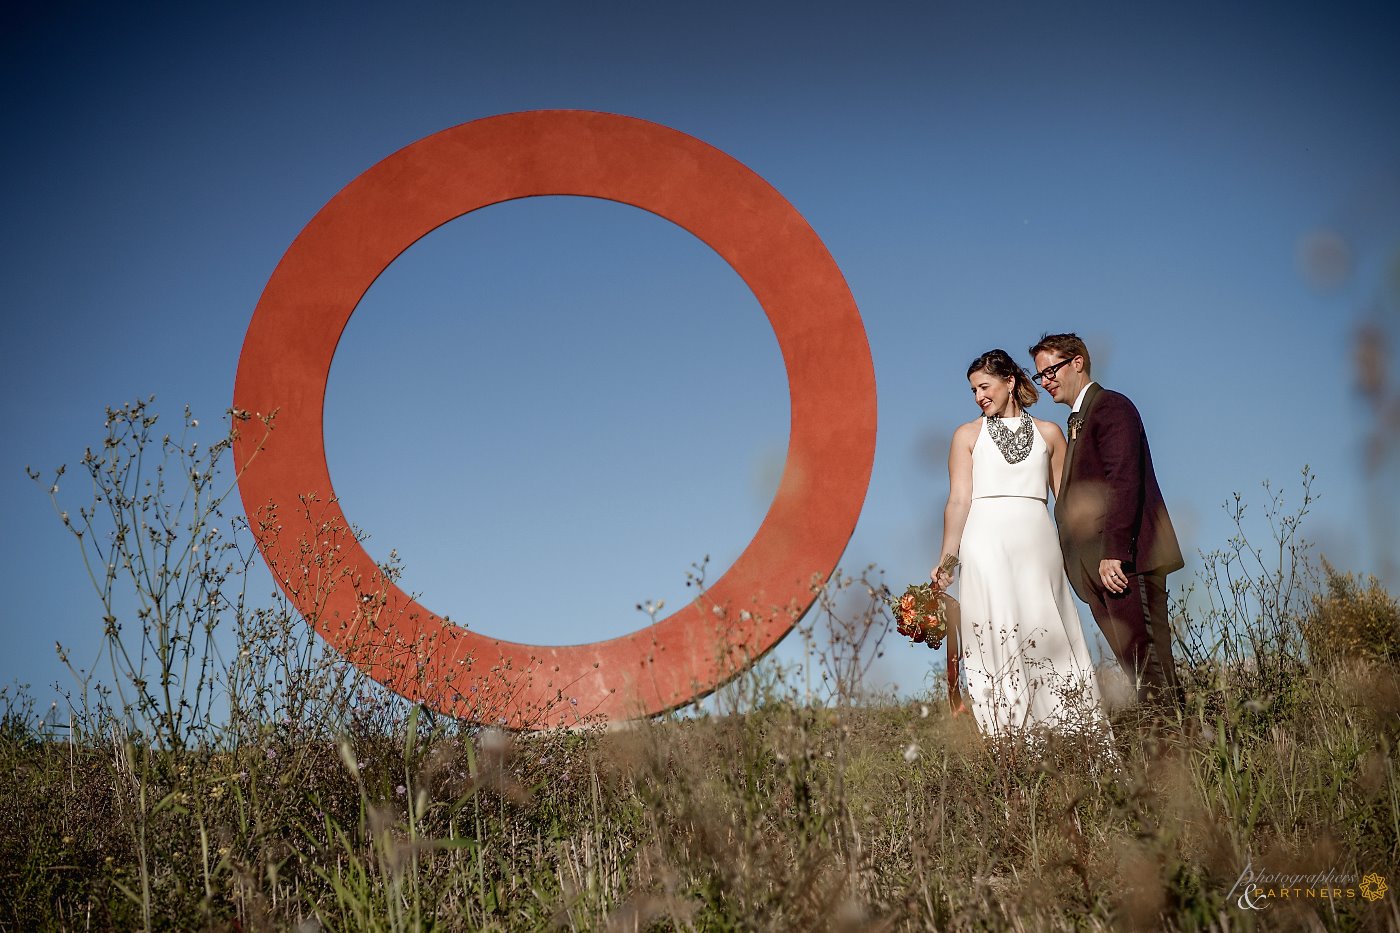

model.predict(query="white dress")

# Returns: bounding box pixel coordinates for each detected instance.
[956,415,1108,737]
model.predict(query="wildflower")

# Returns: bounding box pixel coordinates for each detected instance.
[903,742,920,763]
[395,784,406,797]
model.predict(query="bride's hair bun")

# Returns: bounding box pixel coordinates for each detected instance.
[966,348,1039,408]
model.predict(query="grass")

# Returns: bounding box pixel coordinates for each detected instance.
[3,660,1397,931]
[2,408,1398,930]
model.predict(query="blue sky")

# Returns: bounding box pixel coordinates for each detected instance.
[4,1,1398,710]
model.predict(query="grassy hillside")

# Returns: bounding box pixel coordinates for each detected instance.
[3,408,1396,930]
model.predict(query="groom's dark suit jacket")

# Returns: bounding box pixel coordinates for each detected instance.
[1055,383,1183,602]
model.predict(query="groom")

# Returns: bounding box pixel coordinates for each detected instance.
[1029,333,1184,712]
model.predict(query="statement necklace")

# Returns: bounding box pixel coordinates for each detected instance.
[986,411,1034,464]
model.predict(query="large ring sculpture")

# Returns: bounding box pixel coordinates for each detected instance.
[233,111,876,727]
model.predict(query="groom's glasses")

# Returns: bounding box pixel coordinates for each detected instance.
[1032,357,1076,385]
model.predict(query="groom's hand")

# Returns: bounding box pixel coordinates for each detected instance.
[1099,558,1130,594]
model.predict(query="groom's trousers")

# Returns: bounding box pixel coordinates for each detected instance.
[1083,570,1182,711]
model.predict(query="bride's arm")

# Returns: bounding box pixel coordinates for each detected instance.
[1040,420,1068,497]
[933,422,977,584]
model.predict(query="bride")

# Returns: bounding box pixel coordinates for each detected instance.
[933,349,1108,737]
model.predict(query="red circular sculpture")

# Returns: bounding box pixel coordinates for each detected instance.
[233,111,876,727]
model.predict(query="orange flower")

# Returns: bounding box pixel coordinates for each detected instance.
[891,582,952,650]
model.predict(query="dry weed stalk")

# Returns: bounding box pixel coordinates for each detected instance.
[4,407,1397,930]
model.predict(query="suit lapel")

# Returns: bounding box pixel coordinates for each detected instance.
[1059,382,1102,499]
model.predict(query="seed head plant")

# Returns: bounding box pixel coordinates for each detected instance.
[3,405,1397,930]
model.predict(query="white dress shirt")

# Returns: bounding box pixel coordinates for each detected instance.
[1071,381,1098,414]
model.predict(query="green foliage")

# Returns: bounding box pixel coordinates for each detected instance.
[4,408,1398,930]
[1304,560,1400,664]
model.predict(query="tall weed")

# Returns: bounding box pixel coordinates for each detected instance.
[3,407,1397,930]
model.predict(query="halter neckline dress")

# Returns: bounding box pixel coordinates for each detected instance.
[957,414,1108,736]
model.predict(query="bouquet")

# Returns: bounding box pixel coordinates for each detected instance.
[890,555,960,650]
